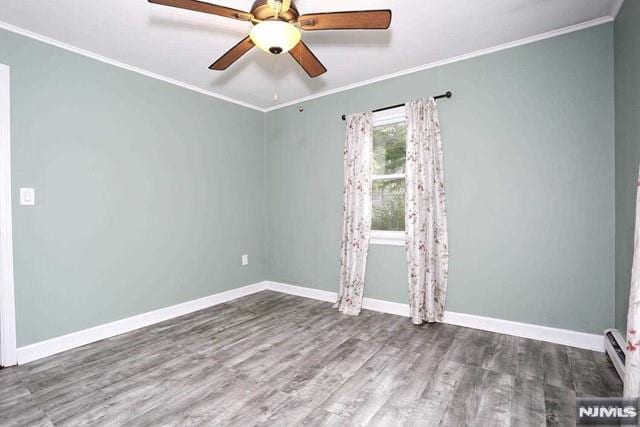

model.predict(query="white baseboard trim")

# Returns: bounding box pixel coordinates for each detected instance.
[266,281,336,303]
[17,279,603,364]
[265,281,408,317]
[441,311,603,352]
[16,281,267,364]
[264,281,603,352]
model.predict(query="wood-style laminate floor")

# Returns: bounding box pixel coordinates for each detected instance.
[0,291,622,426]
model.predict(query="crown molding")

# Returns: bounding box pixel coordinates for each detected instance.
[0,20,267,113]
[0,15,613,113]
[264,16,614,112]
[611,0,624,18]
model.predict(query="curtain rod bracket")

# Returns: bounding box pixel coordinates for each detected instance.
[341,91,453,121]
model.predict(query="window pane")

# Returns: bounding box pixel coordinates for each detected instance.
[372,178,405,231]
[372,122,407,175]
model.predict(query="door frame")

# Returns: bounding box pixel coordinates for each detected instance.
[0,64,17,367]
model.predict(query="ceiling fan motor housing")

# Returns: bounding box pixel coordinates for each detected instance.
[251,0,299,22]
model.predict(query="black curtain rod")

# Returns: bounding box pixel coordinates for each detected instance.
[341,91,453,121]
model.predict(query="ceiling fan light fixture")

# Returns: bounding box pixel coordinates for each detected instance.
[250,20,301,54]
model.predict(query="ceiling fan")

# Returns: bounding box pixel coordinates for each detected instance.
[148,0,392,78]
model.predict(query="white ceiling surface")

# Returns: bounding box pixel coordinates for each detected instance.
[0,0,622,110]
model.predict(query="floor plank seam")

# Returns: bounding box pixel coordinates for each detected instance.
[1,292,622,427]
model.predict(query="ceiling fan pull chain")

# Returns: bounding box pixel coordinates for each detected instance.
[273,54,279,102]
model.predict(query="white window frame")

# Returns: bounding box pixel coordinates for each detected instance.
[370,106,406,246]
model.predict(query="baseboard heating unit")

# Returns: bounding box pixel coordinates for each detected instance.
[604,328,626,381]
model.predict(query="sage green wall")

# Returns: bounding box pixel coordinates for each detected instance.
[1,22,618,346]
[265,24,615,334]
[0,29,266,347]
[614,1,640,332]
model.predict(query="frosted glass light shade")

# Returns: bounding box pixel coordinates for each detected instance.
[250,20,301,54]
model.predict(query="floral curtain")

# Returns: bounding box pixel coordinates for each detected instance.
[625,165,640,397]
[405,98,449,324]
[336,113,373,316]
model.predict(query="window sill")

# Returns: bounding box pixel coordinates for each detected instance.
[370,230,405,246]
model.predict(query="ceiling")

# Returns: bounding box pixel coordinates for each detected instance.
[0,0,623,110]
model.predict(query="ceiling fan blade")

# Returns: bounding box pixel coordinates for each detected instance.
[298,10,391,31]
[148,0,252,21]
[289,41,327,78]
[209,36,254,70]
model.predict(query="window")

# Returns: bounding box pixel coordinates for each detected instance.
[370,106,406,245]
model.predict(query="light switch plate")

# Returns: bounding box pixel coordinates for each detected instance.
[19,188,35,206]
[241,254,249,266]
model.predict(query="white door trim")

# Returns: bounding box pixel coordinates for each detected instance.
[0,64,17,367]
